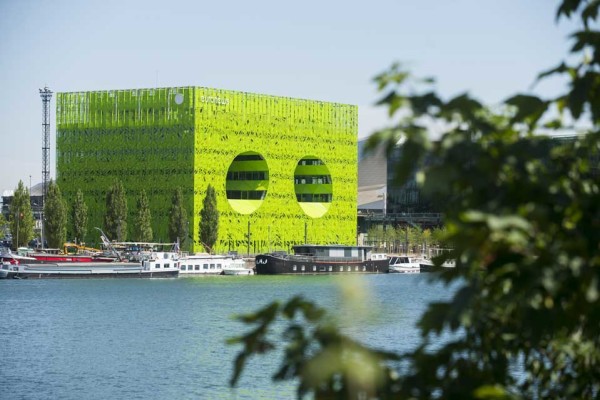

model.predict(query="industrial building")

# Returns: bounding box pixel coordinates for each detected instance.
[56,87,358,253]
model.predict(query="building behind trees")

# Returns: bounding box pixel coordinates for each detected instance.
[56,87,358,253]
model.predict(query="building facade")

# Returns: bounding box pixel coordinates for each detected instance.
[56,87,358,253]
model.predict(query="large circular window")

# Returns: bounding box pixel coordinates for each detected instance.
[294,156,332,218]
[226,152,269,214]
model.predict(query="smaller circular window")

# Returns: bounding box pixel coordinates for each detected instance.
[294,156,332,218]
[174,93,184,105]
[226,152,269,214]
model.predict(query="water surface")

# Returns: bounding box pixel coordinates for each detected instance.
[0,274,453,399]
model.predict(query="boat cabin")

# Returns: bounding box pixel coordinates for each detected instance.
[292,245,377,262]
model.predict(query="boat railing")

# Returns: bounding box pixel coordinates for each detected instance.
[284,254,364,263]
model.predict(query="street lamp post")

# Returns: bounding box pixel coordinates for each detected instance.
[247,220,251,257]
[15,211,22,250]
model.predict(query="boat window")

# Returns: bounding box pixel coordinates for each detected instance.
[362,266,366,271]
[164,263,170,269]
[328,266,332,271]
[210,264,215,269]
[217,264,221,268]
[313,266,316,271]
[339,266,343,272]
[155,264,160,269]
[181,265,186,271]
[293,265,297,271]
[355,266,358,271]
[202,264,207,270]
[301,265,305,271]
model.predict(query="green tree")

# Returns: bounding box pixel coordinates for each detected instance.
[134,189,153,242]
[9,180,35,249]
[430,226,448,247]
[71,189,88,245]
[230,2,600,399]
[168,187,188,247]
[104,179,128,241]
[44,180,67,249]
[0,213,7,239]
[199,184,219,253]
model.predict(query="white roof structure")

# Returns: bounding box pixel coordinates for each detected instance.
[357,140,387,211]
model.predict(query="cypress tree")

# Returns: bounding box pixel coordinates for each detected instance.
[168,187,188,247]
[72,189,88,245]
[44,180,68,249]
[199,184,219,253]
[104,179,128,241]
[134,189,153,242]
[9,180,35,249]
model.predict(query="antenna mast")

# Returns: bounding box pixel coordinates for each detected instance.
[40,86,53,249]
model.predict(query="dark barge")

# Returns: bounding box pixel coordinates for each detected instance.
[255,244,389,275]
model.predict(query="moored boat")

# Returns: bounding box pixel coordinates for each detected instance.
[222,259,254,275]
[26,252,116,263]
[4,262,178,279]
[255,244,389,275]
[419,258,456,272]
[0,248,37,265]
[179,253,247,275]
[388,256,421,273]
[0,262,17,279]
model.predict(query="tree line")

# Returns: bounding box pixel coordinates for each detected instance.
[365,225,451,255]
[2,179,219,253]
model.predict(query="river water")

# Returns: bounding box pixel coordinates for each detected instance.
[0,274,454,399]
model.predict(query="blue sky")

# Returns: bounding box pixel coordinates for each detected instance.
[0,0,577,192]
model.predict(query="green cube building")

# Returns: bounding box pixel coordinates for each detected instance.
[56,87,358,253]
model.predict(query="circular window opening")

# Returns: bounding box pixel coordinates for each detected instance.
[294,156,332,218]
[226,152,269,214]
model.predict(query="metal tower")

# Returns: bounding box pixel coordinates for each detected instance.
[40,86,52,249]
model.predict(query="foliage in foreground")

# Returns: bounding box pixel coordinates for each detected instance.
[230,1,600,399]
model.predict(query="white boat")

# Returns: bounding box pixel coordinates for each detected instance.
[140,249,181,272]
[179,253,244,275]
[0,247,37,265]
[0,262,14,278]
[4,258,179,279]
[222,259,254,275]
[388,256,421,273]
